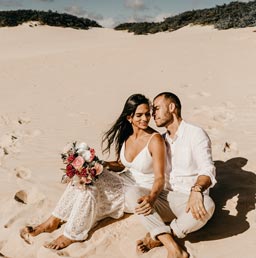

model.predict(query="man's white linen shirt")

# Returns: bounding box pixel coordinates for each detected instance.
[164,120,216,195]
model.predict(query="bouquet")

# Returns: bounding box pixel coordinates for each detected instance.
[61,142,104,189]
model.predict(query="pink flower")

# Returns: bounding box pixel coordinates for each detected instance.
[72,156,85,170]
[94,162,103,175]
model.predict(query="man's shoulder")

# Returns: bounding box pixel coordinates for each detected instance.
[183,121,209,138]
[183,121,203,131]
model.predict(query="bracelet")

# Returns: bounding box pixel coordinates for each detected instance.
[191,184,204,193]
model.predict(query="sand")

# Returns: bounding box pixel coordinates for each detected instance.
[0,23,256,258]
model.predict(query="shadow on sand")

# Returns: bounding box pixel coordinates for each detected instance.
[187,157,256,242]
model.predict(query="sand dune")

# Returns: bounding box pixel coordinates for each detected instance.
[0,23,256,258]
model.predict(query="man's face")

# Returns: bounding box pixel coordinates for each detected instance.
[153,95,173,127]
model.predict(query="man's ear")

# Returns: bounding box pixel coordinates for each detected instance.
[168,102,176,113]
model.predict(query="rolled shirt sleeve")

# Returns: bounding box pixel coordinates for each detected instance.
[191,128,217,188]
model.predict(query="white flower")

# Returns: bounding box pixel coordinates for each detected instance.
[77,142,89,151]
[80,149,92,162]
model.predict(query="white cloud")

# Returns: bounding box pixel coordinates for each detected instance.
[153,12,173,22]
[64,5,87,17]
[87,12,103,21]
[98,17,117,28]
[124,0,147,11]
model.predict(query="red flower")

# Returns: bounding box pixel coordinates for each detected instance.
[90,168,96,177]
[67,154,75,163]
[66,164,76,178]
[80,167,88,177]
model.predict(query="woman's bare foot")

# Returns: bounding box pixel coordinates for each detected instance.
[136,232,163,254]
[44,235,80,250]
[20,216,63,244]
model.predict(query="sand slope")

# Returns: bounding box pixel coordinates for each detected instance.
[0,24,256,258]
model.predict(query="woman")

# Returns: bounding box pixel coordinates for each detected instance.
[20,94,166,250]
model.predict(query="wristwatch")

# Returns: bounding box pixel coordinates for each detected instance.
[191,184,204,193]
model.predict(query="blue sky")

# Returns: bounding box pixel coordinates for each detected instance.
[0,0,251,27]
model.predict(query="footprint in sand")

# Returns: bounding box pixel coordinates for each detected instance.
[57,251,70,256]
[17,115,31,125]
[180,83,191,88]
[13,187,45,206]
[189,91,211,98]
[0,134,15,148]
[0,133,20,155]
[25,129,41,137]
[14,190,28,204]
[15,167,32,179]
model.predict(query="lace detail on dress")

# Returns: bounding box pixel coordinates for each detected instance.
[52,169,124,241]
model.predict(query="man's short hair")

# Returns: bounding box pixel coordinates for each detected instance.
[154,92,182,117]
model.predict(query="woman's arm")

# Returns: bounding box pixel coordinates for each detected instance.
[135,134,166,215]
[103,160,125,172]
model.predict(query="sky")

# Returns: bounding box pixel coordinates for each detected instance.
[0,0,251,27]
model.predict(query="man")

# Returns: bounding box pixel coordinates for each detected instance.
[136,92,216,258]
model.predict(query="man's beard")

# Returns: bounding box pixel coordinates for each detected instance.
[155,114,173,128]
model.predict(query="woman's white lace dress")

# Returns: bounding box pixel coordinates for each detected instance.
[52,133,158,241]
[52,170,124,241]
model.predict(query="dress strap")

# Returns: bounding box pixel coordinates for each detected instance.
[146,132,159,147]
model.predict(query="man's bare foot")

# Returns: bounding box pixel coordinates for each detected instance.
[44,235,80,250]
[136,232,163,254]
[156,233,189,258]
[20,216,63,244]
[167,249,189,258]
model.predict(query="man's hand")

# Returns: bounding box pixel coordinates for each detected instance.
[186,191,207,220]
[135,195,154,216]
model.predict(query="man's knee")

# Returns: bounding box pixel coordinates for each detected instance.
[170,195,215,238]
[204,195,215,218]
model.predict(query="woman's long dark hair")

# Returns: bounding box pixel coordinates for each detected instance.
[102,94,150,159]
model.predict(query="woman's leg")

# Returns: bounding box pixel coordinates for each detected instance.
[20,183,78,244]
[45,186,98,250]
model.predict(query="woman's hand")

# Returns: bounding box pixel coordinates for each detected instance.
[135,195,155,216]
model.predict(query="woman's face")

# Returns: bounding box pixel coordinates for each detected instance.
[129,103,151,130]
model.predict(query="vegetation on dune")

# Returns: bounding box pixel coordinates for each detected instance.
[115,1,256,34]
[0,9,101,29]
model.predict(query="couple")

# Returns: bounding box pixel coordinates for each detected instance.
[20,92,216,258]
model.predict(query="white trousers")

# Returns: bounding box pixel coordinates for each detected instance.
[124,186,215,240]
